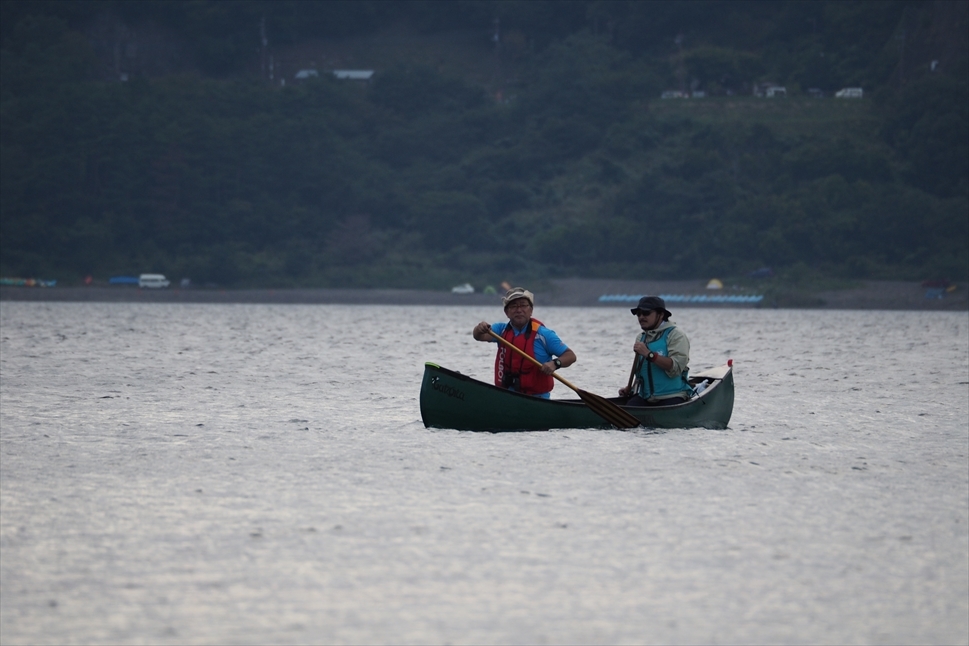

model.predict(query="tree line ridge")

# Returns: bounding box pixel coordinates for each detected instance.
[1,1,966,288]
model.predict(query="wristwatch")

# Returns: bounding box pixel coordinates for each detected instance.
[553,358,562,369]
[647,352,655,362]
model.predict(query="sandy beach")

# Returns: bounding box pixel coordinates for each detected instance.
[1,279,966,310]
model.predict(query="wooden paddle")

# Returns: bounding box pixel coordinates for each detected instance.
[625,332,647,392]
[626,357,638,393]
[487,329,640,429]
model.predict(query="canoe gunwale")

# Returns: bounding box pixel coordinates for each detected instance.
[420,361,735,432]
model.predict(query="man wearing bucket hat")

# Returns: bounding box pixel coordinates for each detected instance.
[619,295,692,406]
[472,287,576,399]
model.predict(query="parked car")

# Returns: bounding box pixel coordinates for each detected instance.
[451,283,475,294]
[835,87,863,98]
[139,274,170,289]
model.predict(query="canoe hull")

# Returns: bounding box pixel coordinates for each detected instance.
[420,362,734,431]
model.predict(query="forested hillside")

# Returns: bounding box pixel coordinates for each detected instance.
[1,1,966,288]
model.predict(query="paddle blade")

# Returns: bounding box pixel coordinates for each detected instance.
[576,389,641,429]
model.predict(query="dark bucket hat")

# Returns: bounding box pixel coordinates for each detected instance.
[630,295,672,318]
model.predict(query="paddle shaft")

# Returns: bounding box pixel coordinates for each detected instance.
[626,332,647,391]
[486,328,640,429]
[486,329,580,392]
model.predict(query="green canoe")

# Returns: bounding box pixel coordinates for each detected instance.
[420,362,734,432]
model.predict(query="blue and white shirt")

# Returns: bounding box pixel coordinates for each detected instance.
[489,321,570,365]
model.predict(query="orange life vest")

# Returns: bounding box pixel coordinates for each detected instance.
[494,318,555,395]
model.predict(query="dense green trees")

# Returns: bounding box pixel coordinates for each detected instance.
[1,1,966,287]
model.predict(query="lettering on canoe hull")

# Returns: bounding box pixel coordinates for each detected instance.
[430,376,465,401]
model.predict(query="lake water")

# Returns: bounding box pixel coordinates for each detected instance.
[1,302,967,645]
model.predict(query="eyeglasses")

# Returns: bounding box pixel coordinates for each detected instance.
[506,302,532,310]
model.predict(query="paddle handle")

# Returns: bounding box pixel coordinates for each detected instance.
[486,329,581,393]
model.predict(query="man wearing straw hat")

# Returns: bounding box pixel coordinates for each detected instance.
[472,287,577,399]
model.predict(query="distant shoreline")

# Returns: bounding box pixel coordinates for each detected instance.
[2,279,966,310]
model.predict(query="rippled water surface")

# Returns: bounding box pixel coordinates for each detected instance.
[1,303,967,645]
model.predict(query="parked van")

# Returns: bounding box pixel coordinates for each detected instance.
[138,274,170,289]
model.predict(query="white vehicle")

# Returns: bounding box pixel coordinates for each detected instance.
[138,274,170,289]
[835,87,863,98]
[451,283,475,294]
